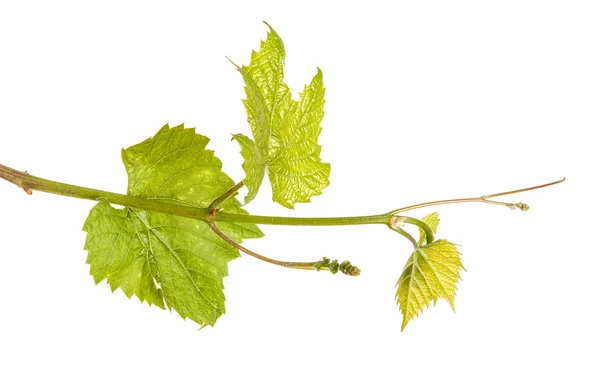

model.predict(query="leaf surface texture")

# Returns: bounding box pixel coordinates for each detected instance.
[396,235,464,331]
[83,124,263,327]
[232,23,330,208]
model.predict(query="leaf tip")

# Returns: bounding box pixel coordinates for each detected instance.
[274,197,295,209]
[261,21,284,53]
[448,301,457,313]
[401,317,410,332]
[225,56,240,69]
[262,20,275,33]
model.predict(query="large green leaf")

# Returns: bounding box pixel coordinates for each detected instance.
[232,23,330,208]
[396,239,464,331]
[83,124,263,327]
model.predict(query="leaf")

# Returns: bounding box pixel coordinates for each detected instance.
[231,134,266,205]
[83,124,263,327]
[232,22,330,208]
[396,239,464,331]
[418,212,440,246]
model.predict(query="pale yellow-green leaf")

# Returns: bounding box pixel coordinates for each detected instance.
[396,239,464,331]
[419,212,440,246]
[232,23,330,208]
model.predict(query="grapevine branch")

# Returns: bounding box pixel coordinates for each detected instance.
[206,181,362,274]
[0,163,564,264]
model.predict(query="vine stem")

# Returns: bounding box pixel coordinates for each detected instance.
[0,164,209,219]
[0,163,565,271]
[1,163,564,228]
[212,212,390,226]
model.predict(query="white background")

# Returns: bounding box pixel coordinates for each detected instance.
[0,1,598,371]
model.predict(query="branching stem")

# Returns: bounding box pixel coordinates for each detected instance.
[387,178,565,215]
[209,181,244,211]
[207,221,360,275]
[1,163,564,245]
[0,163,565,267]
[389,225,419,249]
[402,217,435,244]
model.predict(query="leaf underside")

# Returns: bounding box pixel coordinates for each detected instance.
[83,124,263,327]
[396,213,464,331]
[232,22,330,208]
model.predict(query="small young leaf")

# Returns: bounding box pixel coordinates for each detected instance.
[83,124,263,327]
[418,212,440,246]
[232,23,330,208]
[396,239,464,331]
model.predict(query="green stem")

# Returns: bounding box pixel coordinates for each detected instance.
[403,217,434,244]
[389,225,419,249]
[209,181,244,210]
[1,163,565,239]
[207,221,360,275]
[0,164,209,220]
[0,164,388,227]
[212,212,390,226]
